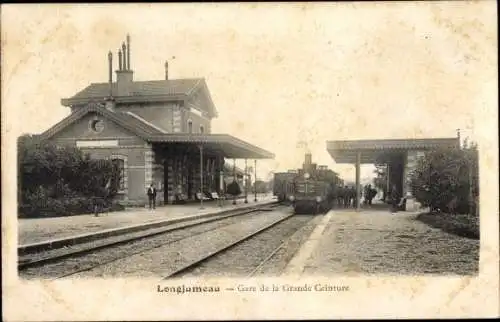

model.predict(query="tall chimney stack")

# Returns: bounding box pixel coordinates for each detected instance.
[105,51,115,111]
[115,35,134,96]
[165,61,169,80]
[118,49,123,71]
[126,34,131,70]
[122,42,127,72]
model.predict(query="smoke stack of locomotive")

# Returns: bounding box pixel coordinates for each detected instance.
[303,153,313,174]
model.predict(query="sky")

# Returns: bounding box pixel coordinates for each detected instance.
[2,2,497,182]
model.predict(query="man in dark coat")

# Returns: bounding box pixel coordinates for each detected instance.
[337,185,345,208]
[390,184,400,213]
[351,186,358,208]
[363,184,370,205]
[370,187,377,205]
[343,186,350,208]
[147,183,157,210]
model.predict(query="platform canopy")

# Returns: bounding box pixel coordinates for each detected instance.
[326,138,459,164]
[150,134,275,159]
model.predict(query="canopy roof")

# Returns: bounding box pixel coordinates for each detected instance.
[150,134,274,159]
[326,138,459,164]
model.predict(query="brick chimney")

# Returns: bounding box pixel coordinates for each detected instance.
[115,35,134,96]
[105,51,115,111]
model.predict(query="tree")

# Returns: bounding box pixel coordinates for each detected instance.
[226,180,242,197]
[409,146,478,215]
[226,180,242,205]
[18,135,122,217]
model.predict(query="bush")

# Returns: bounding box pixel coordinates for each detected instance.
[226,180,242,197]
[18,135,123,218]
[409,144,478,215]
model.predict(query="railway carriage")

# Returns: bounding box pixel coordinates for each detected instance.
[273,172,297,202]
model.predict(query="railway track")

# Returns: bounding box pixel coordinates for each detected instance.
[18,203,282,275]
[162,212,297,279]
[170,214,320,279]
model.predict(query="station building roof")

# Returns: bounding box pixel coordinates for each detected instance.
[38,103,274,160]
[326,138,460,164]
[61,78,218,118]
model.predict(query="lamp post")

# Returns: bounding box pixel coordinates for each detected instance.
[219,167,224,208]
[244,159,248,203]
[254,159,257,202]
[199,145,204,209]
[232,159,236,205]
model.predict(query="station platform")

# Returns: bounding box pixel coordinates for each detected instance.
[18,194,275,246]
[284,206,479,276]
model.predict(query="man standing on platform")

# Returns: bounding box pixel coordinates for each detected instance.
[147,183,157,210]
[390,184,400,214]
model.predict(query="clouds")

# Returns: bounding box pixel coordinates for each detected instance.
[2,2,496,181]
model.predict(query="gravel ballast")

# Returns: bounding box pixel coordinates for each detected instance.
[61,209,292,278]
[19,208,288,279]
[179,215,319,278]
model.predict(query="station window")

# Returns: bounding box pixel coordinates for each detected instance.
[187,120,193,133]
[200,125,205,134]
[110,156,127,192]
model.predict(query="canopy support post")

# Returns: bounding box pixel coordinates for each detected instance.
[219,158,224,208]
[199,145,204,209]
[232,159,236,205]
[254,159,258,202]
[244,159,248,203]
[386,163,391,202]
[356,151,361,212]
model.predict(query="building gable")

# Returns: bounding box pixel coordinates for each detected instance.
[51,112,145,144]
[186,80,215,118]
[38,103,167,146]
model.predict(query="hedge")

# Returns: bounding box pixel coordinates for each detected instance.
[18,135,123,218]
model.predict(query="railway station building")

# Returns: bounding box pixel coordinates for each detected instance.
[38,35,274,205]
[326,137,460,211]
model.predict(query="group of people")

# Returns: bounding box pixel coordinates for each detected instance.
[333,185,358,208]
[327,184,378,209]
[363,184,378,206]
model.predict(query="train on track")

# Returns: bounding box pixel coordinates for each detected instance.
[273,153,343,214]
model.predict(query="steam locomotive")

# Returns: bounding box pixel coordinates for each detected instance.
[273,154,343,214]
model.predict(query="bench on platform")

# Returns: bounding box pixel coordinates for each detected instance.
[210,192,220,200]
[196,192,210,201]
[397,197,407,211]
[174,193,188,204]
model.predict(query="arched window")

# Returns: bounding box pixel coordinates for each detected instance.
[110,155,128,192]
[200,125,205,134]
[187,120,193,133]
[114,159,125,190]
